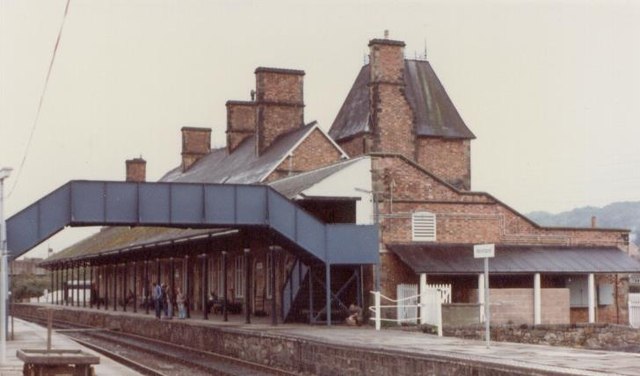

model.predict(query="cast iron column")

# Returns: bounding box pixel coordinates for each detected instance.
[133,261,137,313]
[202,254,208,320]
[222,251,228,322]
[144,259,149,314]
[185,256,190,319]
[113,264,117,311]
[244,248,251,324]
[123,262,128,312]
[270,246,277,326]
[89,264,93,308]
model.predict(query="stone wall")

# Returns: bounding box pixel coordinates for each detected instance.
[13,304,563,376]
[444,323,640,353]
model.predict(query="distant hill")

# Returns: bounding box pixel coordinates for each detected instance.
[526,201,640,246]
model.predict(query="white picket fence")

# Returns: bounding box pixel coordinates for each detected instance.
[629,293,640,328]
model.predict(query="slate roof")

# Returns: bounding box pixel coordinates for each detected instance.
[388,243,640,274]
[269,157,365,198]
[161,122,318,184]
[329,60,475,141]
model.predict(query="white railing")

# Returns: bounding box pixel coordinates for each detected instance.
[629,293,640,328]
[369,288,443,336]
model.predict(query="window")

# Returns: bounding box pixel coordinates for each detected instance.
[235,256,244,298]
[266,253,273,299]
[412,211,436,241]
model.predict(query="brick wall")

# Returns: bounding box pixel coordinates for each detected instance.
[226,101,256,153]
[255,67,304,155]
[368,39,416,160]
[371,84,415,157]
[125,158,146,182]
[469,288,570,325]
[569,274,629,325]
[181,127,211,171]
[267,128,344,181]
[416,138,470,190]
[370,154,628,248]
[337,134,364,158]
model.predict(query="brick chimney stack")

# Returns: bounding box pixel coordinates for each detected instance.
[367,38,415,159]
[226,100,256,153]
[181,127,211,171]
[255,67,305,155]
[125,157,146,182]
[368,38,405,85]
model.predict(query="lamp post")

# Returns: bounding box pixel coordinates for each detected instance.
[0,167,13,364]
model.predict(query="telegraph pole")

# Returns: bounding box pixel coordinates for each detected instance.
[0,167,13,364]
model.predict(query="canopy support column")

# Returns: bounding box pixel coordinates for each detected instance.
[244,248,251,324]
[534,273,541,325]
[588,273,596,323]
[326,263,331,326]
[222,251,228,322]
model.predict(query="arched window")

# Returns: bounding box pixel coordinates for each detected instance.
[412,211,436,241]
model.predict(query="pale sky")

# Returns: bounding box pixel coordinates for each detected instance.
[1,0,639,259]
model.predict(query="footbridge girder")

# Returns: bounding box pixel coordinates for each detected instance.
[6,180,379,267]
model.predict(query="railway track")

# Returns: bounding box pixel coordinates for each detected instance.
[19,314,302,376]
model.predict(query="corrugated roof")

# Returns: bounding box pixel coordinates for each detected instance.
[269,157,365,198]
[329,60,475,141]
[387,243,640,274]
[45,227,235,263]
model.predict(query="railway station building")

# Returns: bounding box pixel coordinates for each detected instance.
[25,36,640,326]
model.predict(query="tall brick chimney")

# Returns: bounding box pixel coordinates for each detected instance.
[226,100,256,153]
[181,127,211,171]
[367,38,415,158]
[125,157,146,182]
[255,67,305,155]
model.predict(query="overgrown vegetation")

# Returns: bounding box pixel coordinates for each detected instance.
[11,273,49,301]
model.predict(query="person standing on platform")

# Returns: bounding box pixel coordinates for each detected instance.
[176,288,186,319]
[152,282,162,319]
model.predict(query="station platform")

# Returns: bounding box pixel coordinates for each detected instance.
[0,317,140,376]
[9,303,640,375]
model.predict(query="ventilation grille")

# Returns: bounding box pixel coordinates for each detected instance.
[412,212,436,241]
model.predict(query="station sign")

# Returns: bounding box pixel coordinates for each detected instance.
[474,243,495,258]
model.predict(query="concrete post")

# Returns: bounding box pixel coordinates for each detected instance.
[534,273,541,325]
[478,273,485,322]
[374,290,381,331]
[419,273,427,324]
[588,273,596,323]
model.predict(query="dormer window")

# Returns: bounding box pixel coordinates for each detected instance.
[412,211,436,241]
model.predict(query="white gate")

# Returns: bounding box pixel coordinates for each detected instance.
[397,284,418,324]
[426,283,451,304]
[629,293,640,328]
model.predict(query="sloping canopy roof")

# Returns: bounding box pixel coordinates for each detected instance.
[329,60,475,141]
[388,243,640,274]
[269,157,365,199]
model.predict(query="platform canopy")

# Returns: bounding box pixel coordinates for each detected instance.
[6,180,379,266]
[388,243,640,275]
